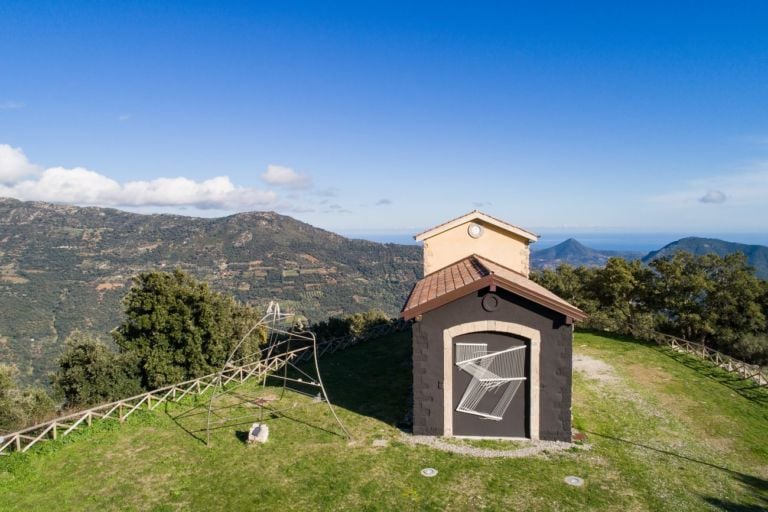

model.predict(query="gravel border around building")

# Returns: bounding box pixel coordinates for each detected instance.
[401,434,590,458]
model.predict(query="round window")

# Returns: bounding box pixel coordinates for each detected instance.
[482,293,499,312]
[467,223,484,238]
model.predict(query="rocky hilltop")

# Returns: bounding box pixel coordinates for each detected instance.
[531,238,642,269]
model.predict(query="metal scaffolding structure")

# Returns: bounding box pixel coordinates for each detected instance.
[204,301,351,445]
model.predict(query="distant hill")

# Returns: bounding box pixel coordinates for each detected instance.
[0,198,422,384]
[643,237,768,279]
[531,238,642,269]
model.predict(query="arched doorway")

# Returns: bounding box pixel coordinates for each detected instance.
[442,320,541,439]
[452,331,529,438]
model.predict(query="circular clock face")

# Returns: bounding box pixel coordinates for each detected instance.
[467,223,484,238]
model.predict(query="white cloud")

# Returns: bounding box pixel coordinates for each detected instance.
[117,113,132,122]
[260,164,311,188]
[650,166,768,207]
[0,101,24,111]
[0,144,40,183]
[699,190,726,204]
[0,145,277,210]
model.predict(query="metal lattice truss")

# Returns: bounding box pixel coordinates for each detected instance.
[205,301,350,445]
[455,343,527,421]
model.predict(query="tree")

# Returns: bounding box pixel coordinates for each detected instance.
[0,364,55,433]
[347,310,389,337]
[731,334,768,366]
[531,264,597,313]
[648,252,713,342]
[698,253,765,351]
[312,309,393,341]
[649,252,766,348]
[113,270,265,389]
[51,331,143,408]
[585,258,656,333]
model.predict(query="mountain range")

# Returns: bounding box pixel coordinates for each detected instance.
[530,237,768,279]
[1,197,766,384]
[0,198,421,383]
[530,238,642,269]
[642,237,768,279]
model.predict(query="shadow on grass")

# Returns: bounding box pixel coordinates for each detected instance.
[166,390,345,445]
[703,471,768,511]
[311,330,413,428]
[160,330,413,445]
[579,329,768,405]
[577,328,659,347]
[167,406,208,445]
[585,430,768,511]
[655,347,768,406]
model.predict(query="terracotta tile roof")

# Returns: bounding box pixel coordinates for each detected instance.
[401,254,587,322]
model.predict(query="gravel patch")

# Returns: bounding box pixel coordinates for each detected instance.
[573,353,620,383]
[401,434,589,458]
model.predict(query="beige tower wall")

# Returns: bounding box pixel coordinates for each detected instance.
[422,220,531,276]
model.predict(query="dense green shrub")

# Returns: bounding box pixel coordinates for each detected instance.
[112,270,266,389]
[731,334,768,366]
[0,365,55,433]
[51,331,143,408]
[312,309,392,341]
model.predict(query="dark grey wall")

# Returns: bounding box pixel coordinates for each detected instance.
[411,287,573,442]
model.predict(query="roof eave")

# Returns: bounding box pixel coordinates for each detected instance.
[401,275,588,322]
[414,210,539,243]
[494,276,588,322]
[401,276,494,320]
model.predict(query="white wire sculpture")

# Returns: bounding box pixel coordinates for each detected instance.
[455,343,527,421]
[204,301,351,445]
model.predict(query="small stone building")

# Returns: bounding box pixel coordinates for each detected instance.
[401,211,586,441]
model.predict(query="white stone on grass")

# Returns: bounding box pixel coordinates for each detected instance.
[248,423,269,444]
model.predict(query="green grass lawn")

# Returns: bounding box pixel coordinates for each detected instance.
[1,330,766,511]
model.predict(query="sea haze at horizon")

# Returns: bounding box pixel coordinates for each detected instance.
[341,231,768,253]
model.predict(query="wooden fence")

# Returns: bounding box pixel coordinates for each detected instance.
[641,329,768,387]
[0,319,409,456]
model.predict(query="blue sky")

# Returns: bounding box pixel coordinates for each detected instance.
[1,1,768,235]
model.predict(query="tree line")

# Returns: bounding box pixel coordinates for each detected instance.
[1,270,265,433]
[531,252,768,365]
[1,270,396,434]
[5,253,765,433]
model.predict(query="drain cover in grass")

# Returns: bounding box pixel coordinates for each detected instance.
[564,476,584,486]
[421,468,438,477]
